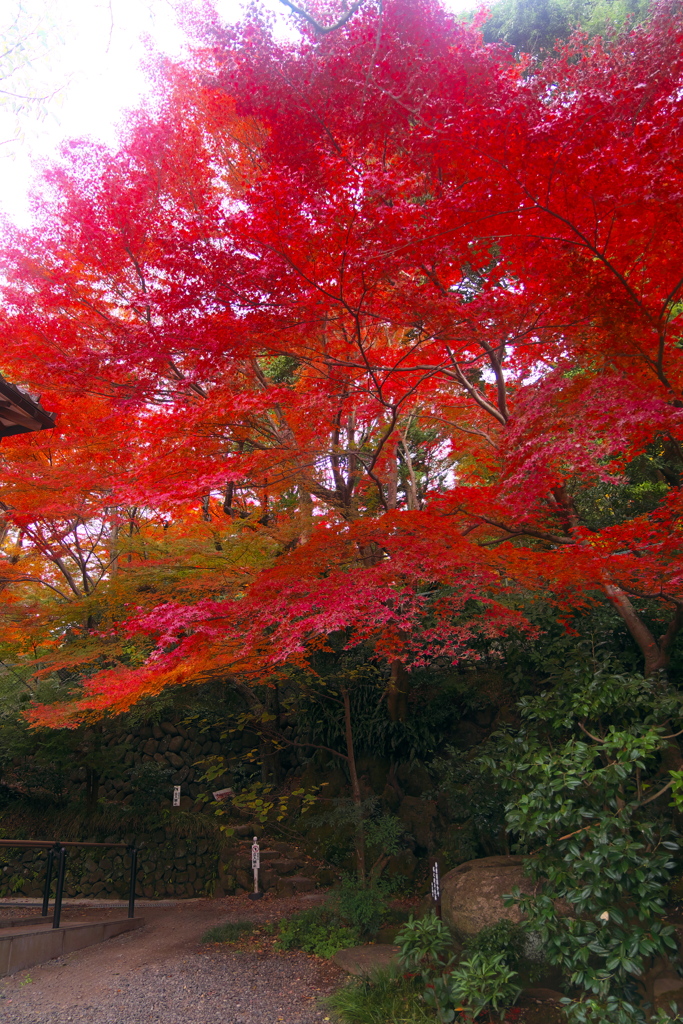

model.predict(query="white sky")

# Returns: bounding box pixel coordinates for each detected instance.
[0,0,473,226]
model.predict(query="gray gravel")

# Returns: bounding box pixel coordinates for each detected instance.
[0,895,345,1023]
[0,949,340,1023]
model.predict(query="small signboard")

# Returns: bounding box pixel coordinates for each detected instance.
[173,785,181,807]
[430,860,440,902]
[430,859,441,916]
[212,787,234,802]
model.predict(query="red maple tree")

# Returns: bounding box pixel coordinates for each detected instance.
[0,0,682,725]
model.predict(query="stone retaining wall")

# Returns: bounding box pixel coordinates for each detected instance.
[81,720,235,811]
[0,828,219,900]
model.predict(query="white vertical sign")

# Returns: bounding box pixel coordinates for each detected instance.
[173,785,181,807]
[431,860,440,903]
[251,836,260,894]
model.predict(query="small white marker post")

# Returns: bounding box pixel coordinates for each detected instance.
[249,835,263,900]
[173,785,181,807]
[252,836,260,893]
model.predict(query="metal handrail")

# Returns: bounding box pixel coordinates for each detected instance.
[0,839,139,927]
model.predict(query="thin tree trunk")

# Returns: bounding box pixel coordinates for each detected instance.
[604,583,683,770]
[386,435,398,510]
[341,684,365,884]
[387,659,409,722]
[603,583,683,677]
[398,424,419,510]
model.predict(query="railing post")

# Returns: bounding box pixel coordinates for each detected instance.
[52,845,67,929]
[127,845,138,919]
[42,847,55,917]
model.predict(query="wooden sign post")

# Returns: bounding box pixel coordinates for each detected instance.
[248,836,263,900]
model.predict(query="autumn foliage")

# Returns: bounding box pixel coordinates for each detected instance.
[1,0,682,724]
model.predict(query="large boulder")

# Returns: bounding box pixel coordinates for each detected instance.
[441,855,535,939]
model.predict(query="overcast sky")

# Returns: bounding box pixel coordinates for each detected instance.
[0,0,474,225]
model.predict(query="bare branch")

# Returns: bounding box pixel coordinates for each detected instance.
[578,721,604,744]
[279,0,367,35]
[638,778,674,808]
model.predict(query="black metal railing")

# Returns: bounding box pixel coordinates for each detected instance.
[0,839,139,928]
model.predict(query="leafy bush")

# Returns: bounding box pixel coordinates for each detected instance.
[326,965,435,1024]
[396,912,521,1023]
[446,952,521,1022]
[561,995,683,1024]
[396,912,459,1022]
[201,920,254,943]
[329,875,390,937]
[487,670,682,1022]
[396,912,456,974]
[462,920,524,970]
[275,877,392,958]
[276,906,360,958]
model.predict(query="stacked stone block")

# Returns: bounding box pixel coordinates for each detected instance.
[0,829,220,900]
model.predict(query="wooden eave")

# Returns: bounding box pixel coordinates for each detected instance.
[0,374,56,439]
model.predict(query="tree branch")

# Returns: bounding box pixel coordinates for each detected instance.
[279,0,366,35]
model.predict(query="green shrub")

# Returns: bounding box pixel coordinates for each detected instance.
[463,920,525,970]
[275,876,389,959]
[396,913,521,1023]
[329,875,390,936]
[396,912,459,1023]
[201,920,255,943]
[446,951,521,1022]
[275,906,360,958]
[396,912,456,974]
[326,965,435,1024]
[488,670,681,1021]
[561,995,683,1024]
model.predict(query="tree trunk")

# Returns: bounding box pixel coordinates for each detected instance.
[398,424,419,510]
[341,684,366,884]
[386,435,398,510]
[604,584,683,771]
[603,583,683,677]
[387,660,410,722]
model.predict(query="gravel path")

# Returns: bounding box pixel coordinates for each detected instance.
[0,896,344,1024]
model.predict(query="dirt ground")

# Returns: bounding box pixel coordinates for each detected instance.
[0,895,565,1023]
[0,893,343,1023]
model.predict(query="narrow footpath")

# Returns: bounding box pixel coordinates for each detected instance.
[0,895,343,1024]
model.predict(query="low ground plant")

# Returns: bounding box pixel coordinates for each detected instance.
[562,998,683,1024]
[201,920,255,943]
[326,965,435,1024]
[276,905,360,958]
[276,877,391,958]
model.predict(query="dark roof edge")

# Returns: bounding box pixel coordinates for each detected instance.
[0,374,56,431]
